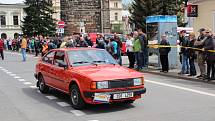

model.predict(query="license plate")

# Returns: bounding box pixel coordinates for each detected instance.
[113,92,134,99]
[94,93,110,103]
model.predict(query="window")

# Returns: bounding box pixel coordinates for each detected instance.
[114,2,118,8]
[0,15,6,25]
[115,13,118,21]
[213,12,215,32]
[67,50,117,67]
[13,15,19,25]
[42,51,55,64]
[54,51,66,67]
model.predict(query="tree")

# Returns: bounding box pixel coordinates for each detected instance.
[129,0,186,31]
[129,0,160,32]
[21,0,56,37]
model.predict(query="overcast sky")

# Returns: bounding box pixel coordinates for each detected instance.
[1,0,132,4]
[0,0,24,4]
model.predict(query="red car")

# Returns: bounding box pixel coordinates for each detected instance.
[34,48,146,109]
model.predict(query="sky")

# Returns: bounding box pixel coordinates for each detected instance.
[0,0,24,4]
[1,0,132,4]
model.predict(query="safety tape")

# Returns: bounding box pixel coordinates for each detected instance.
[148,45,215,53]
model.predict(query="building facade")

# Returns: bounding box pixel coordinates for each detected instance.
[189,0,215,33]
[52,0,61,22]
[109,0,123,33]
[0,3,27,39]
[60,0,111,34]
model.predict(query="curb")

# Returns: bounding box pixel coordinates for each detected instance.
[142,70,215,84]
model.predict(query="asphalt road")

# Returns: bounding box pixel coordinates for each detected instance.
[1,51,215,121]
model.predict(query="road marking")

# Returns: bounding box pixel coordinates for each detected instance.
[46,96,58,100]
[14,76,21,79]
[146,80,215,97]
[6,72,12,74]
[0,67,2,68]
[18,79,26,82]
[37,90,41,94]
[56,102,70,107]
[30,85,37,89]
[70,110,85,116]
[23,82,32,85]
[3,69,8,72]
[88,120,99,121]
[10,74,16,76]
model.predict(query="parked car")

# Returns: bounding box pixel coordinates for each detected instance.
[34,48,146,109]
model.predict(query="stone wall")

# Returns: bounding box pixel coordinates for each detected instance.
[61,0,110,34]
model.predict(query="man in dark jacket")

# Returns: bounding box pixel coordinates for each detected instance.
[203,29,215,81]
[194,28,207,79]
[188,33,197,76]
[85,35,93,47]
[34,37,40,57]
[159,35,171,73]
[138,28,148,68]
[96,34,106,49]
[178,30,190,75]
[0,38,4,60]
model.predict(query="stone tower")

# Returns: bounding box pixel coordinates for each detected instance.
[60,0,111,34]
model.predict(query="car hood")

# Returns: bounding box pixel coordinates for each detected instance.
[73,65,143,81]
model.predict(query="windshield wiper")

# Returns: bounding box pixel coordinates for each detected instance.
[93,60,116,65]
[92,60,106,63]
[73,61,90,64]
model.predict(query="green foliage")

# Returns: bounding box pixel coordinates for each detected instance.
[21,0,57,37]
[129,0,187,31]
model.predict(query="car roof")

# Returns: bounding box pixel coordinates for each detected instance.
[52,48,103,52]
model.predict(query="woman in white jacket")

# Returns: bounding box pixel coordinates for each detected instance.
[125,34,135,68]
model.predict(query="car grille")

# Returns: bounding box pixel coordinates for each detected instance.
[109,79,134,88]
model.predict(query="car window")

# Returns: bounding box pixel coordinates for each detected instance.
[54,51,67,67]
[42,51,55,64]
[67,50,118,67]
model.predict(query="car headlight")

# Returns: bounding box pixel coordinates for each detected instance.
[97,81,109,89]
[133,78,142,86]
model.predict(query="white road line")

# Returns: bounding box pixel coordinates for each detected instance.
[6,72,12,74]
[88,120,99,121]
[10,74,16,76]
[18,79,26,82]
[14,76,21,79]
[46,96,58,100]
[3,70,8,72]
[37,90,41,94]
[0,67,2,68]
[70,110,85,116]
[23,82,32,85]
[56,102,70,107]
[30,85,37,89]
[146,80,215,97]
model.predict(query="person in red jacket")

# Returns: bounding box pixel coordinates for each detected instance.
[0,38,4,60]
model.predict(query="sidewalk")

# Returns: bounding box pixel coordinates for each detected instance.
[122,56,215,83]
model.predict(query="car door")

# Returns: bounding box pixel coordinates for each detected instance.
[52,51,70,92]
[41,51,56,86]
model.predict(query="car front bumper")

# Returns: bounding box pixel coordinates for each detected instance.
[83,88,146,104]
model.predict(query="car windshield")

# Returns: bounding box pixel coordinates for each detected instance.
[67,49,118,67]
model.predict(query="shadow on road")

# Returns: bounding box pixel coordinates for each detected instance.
[21,87,136,114]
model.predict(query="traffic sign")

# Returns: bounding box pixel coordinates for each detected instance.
[57,28,64,33]
[58,21,65,28]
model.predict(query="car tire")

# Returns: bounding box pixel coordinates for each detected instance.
[70,84,85,110]
[38,75,49,94]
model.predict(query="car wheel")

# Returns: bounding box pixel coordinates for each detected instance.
[70,84,85,110]
[38,75,49,94]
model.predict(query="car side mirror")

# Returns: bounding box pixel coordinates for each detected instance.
[58,62,68,69]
